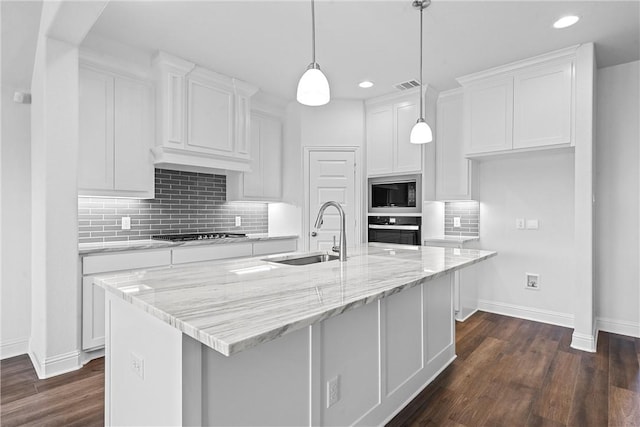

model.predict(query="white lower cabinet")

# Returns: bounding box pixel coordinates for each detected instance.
[252,239,297,256]
[171,243,253,265]
[81,239,297,351]
[82,249,172,350]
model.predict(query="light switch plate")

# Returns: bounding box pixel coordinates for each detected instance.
[526,219,539,230]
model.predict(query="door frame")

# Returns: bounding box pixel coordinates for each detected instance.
[303,146,363,252]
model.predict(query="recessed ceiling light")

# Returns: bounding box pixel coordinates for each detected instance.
[359,81,374,88]
[553,15,580,29]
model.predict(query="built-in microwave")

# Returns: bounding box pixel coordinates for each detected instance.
[368,174,421,214]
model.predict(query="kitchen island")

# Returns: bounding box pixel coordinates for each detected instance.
[95,243,496,426]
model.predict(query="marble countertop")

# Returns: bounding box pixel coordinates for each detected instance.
[79,234,298,255]
[423,235,480,244]
[94,243,496,356]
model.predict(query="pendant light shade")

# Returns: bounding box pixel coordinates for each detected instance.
[297,63,330,106]
[410,118,433,144]
[297,0,330,106]
[410,0,432,144]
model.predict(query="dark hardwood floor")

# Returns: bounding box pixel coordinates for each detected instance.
[389,311,640,427]
[1,355,103,426]
[1,312,638,426]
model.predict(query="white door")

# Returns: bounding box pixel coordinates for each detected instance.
[308,150,358,252]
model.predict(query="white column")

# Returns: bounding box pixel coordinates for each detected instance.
[29,0,108,378]
[571,43,596,352]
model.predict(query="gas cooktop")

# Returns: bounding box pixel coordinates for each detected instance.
[152,233,247,242]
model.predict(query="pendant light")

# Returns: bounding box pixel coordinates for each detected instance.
[297,0,330,106]
[409,0,433,144]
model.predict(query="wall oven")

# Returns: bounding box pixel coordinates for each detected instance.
[368,174,421,214]
[368,216,422,246]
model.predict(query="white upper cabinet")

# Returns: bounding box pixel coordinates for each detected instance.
[394,101,423,173]
[513,60,573,149]
[366,88,429,177]
[78,64,154,198]
[463,77,514,155]
[186,74,234,156]
[458,46,578,157]
[436,89,475,200]
[366,106,394,176]
[153,52,258,172]
[228,111,283,201]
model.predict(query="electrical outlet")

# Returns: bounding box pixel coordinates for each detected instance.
[525,273,540,290]
[327,375,340,408]
[453,217,461,228]
[235,216,241,227]
[526,219,539,230]
[516,218,525,230]
[130,352,144,379]
[121,216,131,230]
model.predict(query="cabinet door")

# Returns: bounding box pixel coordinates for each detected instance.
[82,276,105,350]
[394,101,423,173]
[114,77,154,196]
[78,67,114,191]
[243,115,263,198]
[260,116,283,200]
[366,106,393,175]
[436,91,472,200]
[464,77,513,155]
[513,60,573,149]
[187,78,234,155]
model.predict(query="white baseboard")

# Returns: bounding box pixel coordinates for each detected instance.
[571,328,597,353]
[597,317,640,338]
[28,348,82,379]
[456,308,479,322]
[0,337,29,360]
[478,299,574,328]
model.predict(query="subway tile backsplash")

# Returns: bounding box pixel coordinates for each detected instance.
[78,169,268,244]
[444,201,480,237]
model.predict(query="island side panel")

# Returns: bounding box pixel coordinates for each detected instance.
[105,293,183,427]
[356,274,456,426]
[201,326,310,426]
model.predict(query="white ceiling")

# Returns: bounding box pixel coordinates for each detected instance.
[89,1,640,101]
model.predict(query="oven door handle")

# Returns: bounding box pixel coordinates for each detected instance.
[368,224,420,230]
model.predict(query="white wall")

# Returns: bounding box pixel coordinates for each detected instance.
[0,0,40,360]
[595,60,640,337]
[473,150,576,326]
[0,86,32,359]
[280,100,366,246]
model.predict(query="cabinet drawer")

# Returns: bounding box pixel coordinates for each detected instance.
[253,239,297,256]
[172,243,253,265]
[83,249,171,275]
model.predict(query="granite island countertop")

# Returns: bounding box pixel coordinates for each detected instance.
[94,243,496,356]
[78,234,298,255]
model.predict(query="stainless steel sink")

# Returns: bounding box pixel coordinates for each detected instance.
[262,252,340,266]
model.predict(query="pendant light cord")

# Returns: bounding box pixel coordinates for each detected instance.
[419,2,424,119]
[311,0,316,64]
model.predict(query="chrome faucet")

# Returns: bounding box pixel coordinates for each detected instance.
[314,201,347,261]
